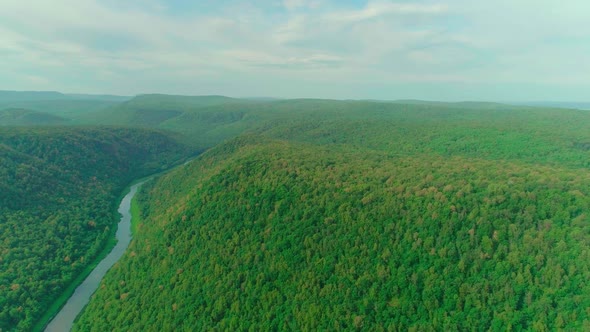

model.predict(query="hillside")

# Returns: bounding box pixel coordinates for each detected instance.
[0,93,131,123]
[0,127,189,331]
[77,94,259,148]
[0,90,129,104]
[514,101,590,111]
[80,96,590,166]
[256,100,590,168]
[0,108,68,126]
[79,94,244,126]
[75,101,590,331]
[0,100,123,120]
[0,91,67,102]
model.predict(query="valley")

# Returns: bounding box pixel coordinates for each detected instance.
[1,92,590,330]
[45,180,146,332]
[0,123,189,331]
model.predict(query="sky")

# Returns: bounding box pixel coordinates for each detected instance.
[0,0,589,101]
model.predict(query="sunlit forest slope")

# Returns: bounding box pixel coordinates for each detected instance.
[75,101,590,331]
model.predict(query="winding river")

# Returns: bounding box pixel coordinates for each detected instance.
[45,180,147,332]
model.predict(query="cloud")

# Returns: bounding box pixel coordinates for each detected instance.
[283,0,321,11]
[0,0,588,100]
[228,49,343,69]
[272,1,454,77]
[327,2,448,23]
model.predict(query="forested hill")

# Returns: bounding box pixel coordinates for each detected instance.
[75,102,590,331]
[0,91,130,122]
[77,94,256,148]
[77,94,590,161]
[0,90,129,103]
[0,109,68,126]
[0,127,189,331]
[0,91,67,102]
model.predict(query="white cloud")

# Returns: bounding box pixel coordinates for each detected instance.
[227,49,342,69]
[0,0,588,100]
[327,1,448,23]
[283,0,321,11]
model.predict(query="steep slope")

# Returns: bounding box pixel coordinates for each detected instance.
[75,102,590,331]
[0,127,189,331]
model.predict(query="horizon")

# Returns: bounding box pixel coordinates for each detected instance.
[3,90,590,107]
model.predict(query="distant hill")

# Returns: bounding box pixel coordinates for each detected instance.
[0,90,131,103]
[512,101,590,110]
[0,91,132,121]
[0,90,67,102]
[65,93,131,102]
[77,95,590,157]
[81,94,245,124]
[391,99,533,110]
[0,100,124,121]
[78,94,262,147]
[0,108,68,125]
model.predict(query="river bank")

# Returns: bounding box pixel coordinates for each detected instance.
[35,156,198,331]
[41,181,147,332]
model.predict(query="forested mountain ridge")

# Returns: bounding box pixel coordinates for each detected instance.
[0,127,189,331]
[0,91,67,102]
[248,100,590,168]
[75,102,590,331]
[76,94,261,148]
[75,95,590,164]
[79,94,246,126]
[0,109,68,126]
[0,91,130,123]
[0,90,129,103]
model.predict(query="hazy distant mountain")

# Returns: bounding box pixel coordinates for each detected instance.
[391,99,517,109]
[511,101,590,110]
[0,91,133,120]
[0,90,131,103]
[0,108,68,125]
[65,93,131,102]
[0,90,67,102]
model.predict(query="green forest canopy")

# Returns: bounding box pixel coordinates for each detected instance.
[2,94,590,330]
[0,126,188,331]
[72,100,590,331]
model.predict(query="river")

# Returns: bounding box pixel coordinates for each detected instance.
[45,180,147,332]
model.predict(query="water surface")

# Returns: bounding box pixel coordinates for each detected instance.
[45,181,145,332]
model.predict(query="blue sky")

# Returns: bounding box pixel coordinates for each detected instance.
[0,0,589,101]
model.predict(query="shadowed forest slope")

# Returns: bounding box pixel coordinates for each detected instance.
[0,127,189,331]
